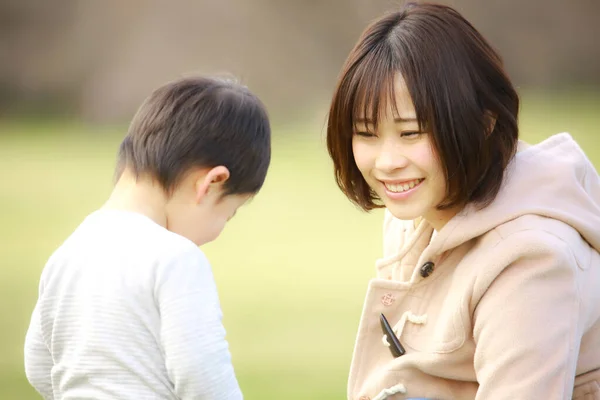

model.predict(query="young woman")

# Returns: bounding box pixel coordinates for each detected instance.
[326,3,600,399]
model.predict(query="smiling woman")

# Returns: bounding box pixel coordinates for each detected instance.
[326,2,600,400]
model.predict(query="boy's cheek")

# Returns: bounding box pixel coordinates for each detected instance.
[200,219,228,245]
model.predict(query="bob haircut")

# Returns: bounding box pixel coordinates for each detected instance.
[117,76,271,198]
[327,2,519,211]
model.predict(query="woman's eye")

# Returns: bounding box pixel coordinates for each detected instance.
[401,131,422,138]
[355,131,376,138]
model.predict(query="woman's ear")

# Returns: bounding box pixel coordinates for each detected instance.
[194,166,230,203]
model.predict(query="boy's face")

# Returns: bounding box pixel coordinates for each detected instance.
[196,192,251,246]
[166,167,251,246]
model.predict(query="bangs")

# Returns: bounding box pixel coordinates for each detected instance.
[337,41,430,135]
[348,45,398,133]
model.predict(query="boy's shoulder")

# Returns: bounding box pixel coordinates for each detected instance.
[45,209,210,278]
[97,209,210,267]
[40,210,215,303]
[95,211,215,288]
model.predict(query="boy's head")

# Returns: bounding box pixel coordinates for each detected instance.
[116,76,271,245]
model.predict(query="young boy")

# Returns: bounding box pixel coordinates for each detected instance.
[24,76,271,399]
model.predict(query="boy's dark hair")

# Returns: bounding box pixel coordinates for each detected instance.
[117,75,271,197]
[327,2,519,211]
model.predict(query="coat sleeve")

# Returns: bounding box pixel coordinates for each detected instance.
[472,230,581,400]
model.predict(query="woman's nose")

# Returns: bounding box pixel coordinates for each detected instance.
[375,141,408,173]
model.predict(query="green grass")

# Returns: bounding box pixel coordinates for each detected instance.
[1,90,599,399]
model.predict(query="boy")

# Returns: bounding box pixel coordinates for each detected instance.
[24,76,271,399]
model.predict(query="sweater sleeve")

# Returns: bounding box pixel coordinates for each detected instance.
[24,302,55,400]
[472,230,580,400]
[156,246,243,400]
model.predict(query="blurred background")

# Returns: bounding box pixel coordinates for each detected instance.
[1,0,599,399]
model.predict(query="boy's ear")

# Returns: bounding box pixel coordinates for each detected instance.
[194,166,230,203]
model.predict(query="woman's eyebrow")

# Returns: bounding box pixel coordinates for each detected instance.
[393,116,417,123]
[354,116,417,123]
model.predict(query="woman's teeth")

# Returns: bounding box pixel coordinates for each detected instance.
[385,179,424,193]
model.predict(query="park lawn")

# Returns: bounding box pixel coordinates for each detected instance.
[0,89,598,399]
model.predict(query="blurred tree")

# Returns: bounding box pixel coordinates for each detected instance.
[0,0,598,124]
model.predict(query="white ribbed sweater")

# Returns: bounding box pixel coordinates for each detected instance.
[24,209,243,399]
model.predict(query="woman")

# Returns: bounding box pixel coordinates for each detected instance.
[326,3,600,399]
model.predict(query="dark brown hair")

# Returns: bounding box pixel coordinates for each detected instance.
[327,2,519,211]
[117,75,271,197]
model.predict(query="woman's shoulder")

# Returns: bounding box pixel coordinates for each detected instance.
[479,214,590,272]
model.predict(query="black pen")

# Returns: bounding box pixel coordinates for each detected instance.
[380,313,406,357]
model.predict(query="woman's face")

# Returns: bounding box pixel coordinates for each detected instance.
[352,74,457,230]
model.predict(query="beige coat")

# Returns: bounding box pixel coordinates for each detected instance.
[347,133,600,400]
